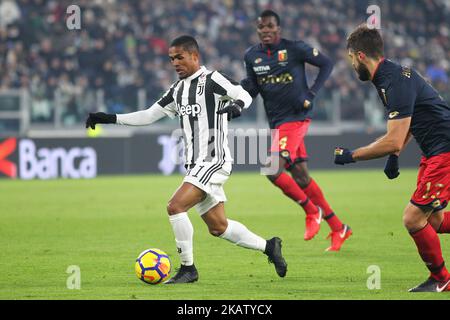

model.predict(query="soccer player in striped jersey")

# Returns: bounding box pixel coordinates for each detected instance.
[86,35,287,284]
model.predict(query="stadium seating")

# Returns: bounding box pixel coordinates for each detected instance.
[0,0,449,125]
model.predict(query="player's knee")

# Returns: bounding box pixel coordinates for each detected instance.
[290,164,310,188]
[402,210,427,232]
[208,223,228,237]
[293,174,310,189]
[402,214,414,231]
[166,200,185,216]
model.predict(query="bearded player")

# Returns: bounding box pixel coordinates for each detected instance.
[335,25,450,292]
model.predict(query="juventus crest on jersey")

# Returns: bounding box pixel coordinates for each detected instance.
[156,66,252,166]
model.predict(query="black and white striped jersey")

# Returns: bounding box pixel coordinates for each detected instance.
[116,66,252,166]
[157,66,253,166]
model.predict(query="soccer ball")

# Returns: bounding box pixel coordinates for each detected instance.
[135,248,171,284]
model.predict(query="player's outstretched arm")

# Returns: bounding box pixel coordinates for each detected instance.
[334,117,411,165]
[86,82,179,130]
[353,117,411,160]
[86,104,172,130]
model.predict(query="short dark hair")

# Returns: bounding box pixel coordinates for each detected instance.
[347,25,384,59]
[259,9,281,26]
[170,35,199,53]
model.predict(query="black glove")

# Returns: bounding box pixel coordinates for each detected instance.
[384,154,400,179]
[334,147,355,165]
[216,100,244,121]
[86,112,117,129]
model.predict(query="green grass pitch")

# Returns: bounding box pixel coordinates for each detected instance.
[1,169,449,300]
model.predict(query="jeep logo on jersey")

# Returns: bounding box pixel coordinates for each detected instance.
[179,104,201,117]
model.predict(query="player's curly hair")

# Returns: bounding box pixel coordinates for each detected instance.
[347,24,384,59]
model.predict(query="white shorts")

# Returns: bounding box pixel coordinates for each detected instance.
[183,161,232,215]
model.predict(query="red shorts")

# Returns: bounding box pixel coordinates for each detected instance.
[270,120,310,169]
[411,152,450,211]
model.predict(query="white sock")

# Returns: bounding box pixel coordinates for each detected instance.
[219,219,267,252]
[168,212,194,266]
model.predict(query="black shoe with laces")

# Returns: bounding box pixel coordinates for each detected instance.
[408,276,450,292]
[164,264,199,284]
[264,237,287,277]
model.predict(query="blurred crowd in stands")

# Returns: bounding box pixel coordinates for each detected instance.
[0,0,449,126]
